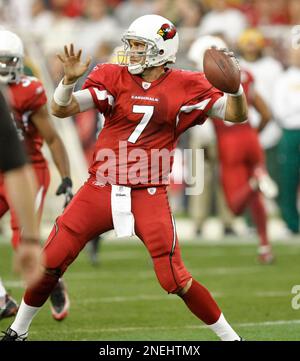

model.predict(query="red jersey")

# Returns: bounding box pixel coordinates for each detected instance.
[8,75,48,166]
[82,63,223,187]
[213,69,254,135]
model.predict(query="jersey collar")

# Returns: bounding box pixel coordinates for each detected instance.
[128,67,172,91]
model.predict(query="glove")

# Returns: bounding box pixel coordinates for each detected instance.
[56,177,73,208]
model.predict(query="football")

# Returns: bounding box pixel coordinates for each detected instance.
[203,48,241,93]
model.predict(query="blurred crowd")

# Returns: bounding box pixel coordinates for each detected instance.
[2,0,300,31]
[1,0,299,61]
[0,0,297,82]
[0,0,299,237]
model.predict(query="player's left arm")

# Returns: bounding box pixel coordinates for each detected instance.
[31,105,71,180]
[207,91,248,123]
[252,91,272,132]
[224,90,248,123]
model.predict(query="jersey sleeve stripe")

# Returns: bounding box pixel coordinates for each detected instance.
[176,98,211,126]
[179,98,211,114]
[93,88,115,107]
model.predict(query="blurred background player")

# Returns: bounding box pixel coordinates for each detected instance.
[273,45,300,235]
[0,89,43,320]
[188,119,236,238]
[197,0,248,44]
[0,30,71,321]
[188,35,277,263]
[238,28,283,197]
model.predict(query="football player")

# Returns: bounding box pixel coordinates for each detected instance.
[3,15,247,341]
[188,35,277,264]
[0,30,71,322]
[0,89,43,305]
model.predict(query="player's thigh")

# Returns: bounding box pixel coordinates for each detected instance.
[221,162,249,200]
[58,181,113,240]
[43,182,114,269]
[133,187,175,256]
[247,130,265,168]
[133,187,191,292]
[218,136,244,165]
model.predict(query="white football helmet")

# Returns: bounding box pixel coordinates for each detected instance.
[0,30,24,84]
[119,14,179,75]
[188,35,227,72]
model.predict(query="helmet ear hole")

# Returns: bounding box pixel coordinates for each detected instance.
[159,49,164,55]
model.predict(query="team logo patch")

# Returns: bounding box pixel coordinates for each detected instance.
[147,187,156,195]
[157,23,177,41]
[142,82,151,90]
[36,86,44,94]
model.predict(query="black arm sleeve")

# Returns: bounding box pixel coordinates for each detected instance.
[0,90,27,172]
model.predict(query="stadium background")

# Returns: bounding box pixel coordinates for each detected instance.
[0,0,299,340]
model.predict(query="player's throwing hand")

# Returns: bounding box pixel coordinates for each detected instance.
[57,44,91,84]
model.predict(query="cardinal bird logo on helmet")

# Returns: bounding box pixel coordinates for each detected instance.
[157,23,177,41]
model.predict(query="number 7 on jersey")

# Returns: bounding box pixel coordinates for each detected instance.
[128,105,154,143]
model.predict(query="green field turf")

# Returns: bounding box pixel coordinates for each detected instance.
[1,237,300,341]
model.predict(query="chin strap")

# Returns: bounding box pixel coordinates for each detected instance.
[128,63,145,75]
[0,74,13,84]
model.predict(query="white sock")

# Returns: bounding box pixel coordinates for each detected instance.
[0,278,7,308]
[0,278,6,297]
[10,299,41,335]
[208,313,240,341]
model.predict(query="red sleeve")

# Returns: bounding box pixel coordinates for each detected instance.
[175,71,223,138]
[82,63,119,115]
[241,69,255,105]
[23,77,47,112]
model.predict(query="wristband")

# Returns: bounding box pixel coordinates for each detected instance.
[229,84,244,97]
[53,79,76,106]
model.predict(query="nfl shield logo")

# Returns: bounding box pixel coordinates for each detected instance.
[147,187,156,195]
[142,82,151,90]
